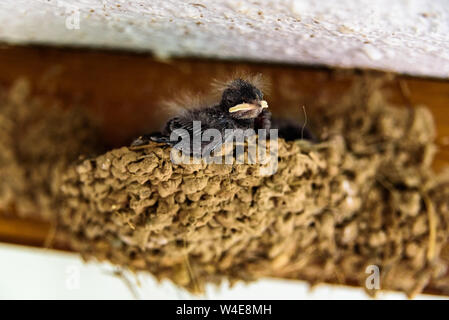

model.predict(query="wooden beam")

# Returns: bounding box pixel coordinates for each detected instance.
[0,44,448,248]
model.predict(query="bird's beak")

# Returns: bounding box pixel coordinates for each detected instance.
[228,100,268,113]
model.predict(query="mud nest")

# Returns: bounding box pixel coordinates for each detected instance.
[1,78,449,297]
[0,79,100,220]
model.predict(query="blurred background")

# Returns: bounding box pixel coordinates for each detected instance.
[0,0,448,299]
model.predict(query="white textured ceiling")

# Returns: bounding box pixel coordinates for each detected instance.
[1,0,448,78]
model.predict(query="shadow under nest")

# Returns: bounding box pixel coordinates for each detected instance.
[1,78,449,297]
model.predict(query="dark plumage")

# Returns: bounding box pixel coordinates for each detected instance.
[270,117,317,142]
[131,77,315,152]
[131,78,270,151]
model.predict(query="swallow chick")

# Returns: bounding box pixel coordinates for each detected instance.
[131,78,271,153]
[270,117,317,142]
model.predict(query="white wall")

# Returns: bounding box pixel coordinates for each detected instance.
[0,243,445,300]
[0,0,448,78]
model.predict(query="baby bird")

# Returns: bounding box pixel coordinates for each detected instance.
[131,77,316,153]
[131,78,271,152]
